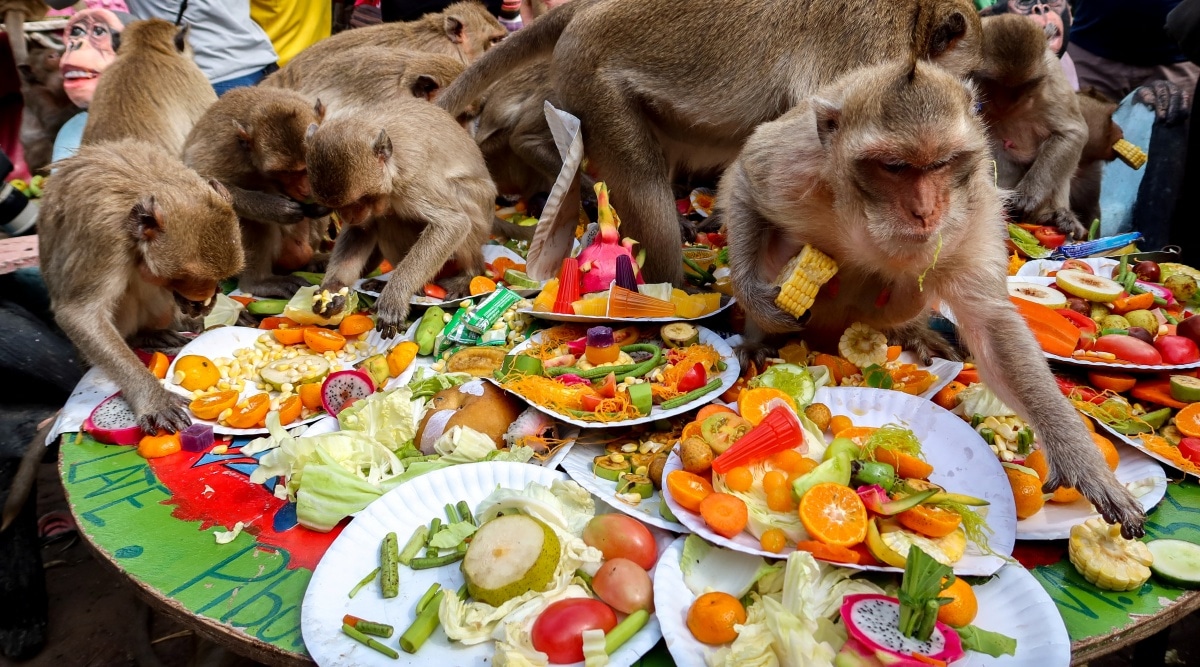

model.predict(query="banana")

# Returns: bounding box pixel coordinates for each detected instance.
[1069,517,1153,591]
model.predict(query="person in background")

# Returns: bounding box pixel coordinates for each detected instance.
[49,7,129,164]
[250,0,331,67]
[379,0,502,22]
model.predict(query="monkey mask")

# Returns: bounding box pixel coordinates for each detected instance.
[981,0,1072,57]
[59,8,131,108]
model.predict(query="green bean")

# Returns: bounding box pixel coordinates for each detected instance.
[343,614,394,638]
[415,583,442,615]
[545,344,661,378]
[342,623,399,659]
[456,501,475,526]
[397,525,428,566]
[716,360,727,372]
[445,503,460,524]
[457,582,469,600]
[683,257,716,284]
[604,610,649,654]
[660,377,723,409]
[381,532,399,599]
[400,590,445,653]
[427,517,442,541]
[409,552,465,569]
[347,567,380,599]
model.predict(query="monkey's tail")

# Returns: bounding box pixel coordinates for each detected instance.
[436,0,599,117]
[0,417,54,533]
[5,10,28,66]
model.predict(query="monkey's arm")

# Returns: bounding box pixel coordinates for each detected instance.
[227,185,308,226]
[938,275,1144,537]
[377,206,471,337]
[237,222,312,298]
[1009,105,1089,237]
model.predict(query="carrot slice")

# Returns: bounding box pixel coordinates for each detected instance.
[699,492,749,538]
[1010,296,1081,357]
[259,317,289,330]
[226,394,270,429]
[896,504,962,538]
[298,382,323,410]
[147,352,169,379]
[794,540,862,564]
[667,470,714,512]
[798,482,869,547]
[1087,371,1137,393]
[872,448,934,480]
[273,326,306,345]
[1130,379,1190,409]
[1177,403,1200,438]
[303,327,346,353]
[1111,292,1155,314]
[955,368,981,385]
[338,313,374,336]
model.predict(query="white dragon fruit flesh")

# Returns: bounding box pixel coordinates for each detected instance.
[320,369,375,416]
[834,594,964,667]
[84,393,145,445]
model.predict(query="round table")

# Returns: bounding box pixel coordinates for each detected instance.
[59,432,1200,667]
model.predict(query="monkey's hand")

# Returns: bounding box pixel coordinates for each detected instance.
[1134,80,1190,125]
[885,321,963,365]
[1038,208,1089,240]
[237,191,309,226]
[239,274,312,299]
[134,388,192,435]
[1043,435,1146,538]
[312,284,348,318]
[374,294,411,340]
[739,281,809,335]
[735,340,778,371]
[437,275,474,300]
[299,202,333,219]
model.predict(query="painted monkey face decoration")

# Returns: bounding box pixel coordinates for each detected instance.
[982,0,1072,56]
[60,9,128,108]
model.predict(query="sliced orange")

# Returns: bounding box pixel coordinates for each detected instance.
[175,355,221,391]
[147,352,169,379]
[891,368,936,396]
[737,387,798,426]
[338,313,374,336]
[277,395,302,425]
[681,420,704,442]
[798,482,869,547]
[303,327,346,353]
[897,504,962,538]
[273,326,306,345]
[189,390,239,420]
[469,275,498,296]
[872,448,934,480]
[1176,403,1200,438]
[794,540,862,564]
[298,382,323,410]
[667,470,713,512]
[226,393,270,429]
[138,431,182,459]
[387,341,419,377]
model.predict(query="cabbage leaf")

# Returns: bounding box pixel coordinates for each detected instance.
[679,534,781,598]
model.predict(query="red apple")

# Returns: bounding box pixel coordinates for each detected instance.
[1094,334,1163,365]
[1154,335,1200,365]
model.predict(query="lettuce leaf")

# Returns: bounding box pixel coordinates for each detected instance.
[954,383,1016,419]
[408,367,472,399]
[1007,224,1051,259]
[429,520,477,549]
[748,364,815,408]
[704,595,780,667]
[780,550,884,620]
[435,425,502,464]
[283,284,360,326]
[203,293,244,329]
[679,534,782,598]
[337,386,424,450]
[957,624,1017,657]
[475,480,596,536]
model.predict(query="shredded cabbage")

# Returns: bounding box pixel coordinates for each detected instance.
[434,425,502,464]
[954,383,1016,419]
[679,534,782,598]
[713,459,809,543]
[203,293,244,329]
[337,386,424,450]
[704,595,780,667]
[408,367,472,398]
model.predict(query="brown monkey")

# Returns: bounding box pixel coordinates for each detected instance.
[721,59,1144,536]
[474,60,562,200]
[38,139,244,433]
[264,46,466,112]
[436,0,982,285]
[285,1,506,68]
[1070,89,1122,229]
[18,37,78,173]
[1,0,48,65]
[182,86,330,298]
[305,99,495,338]
[973,14,1088,238]
[81,19,216,155]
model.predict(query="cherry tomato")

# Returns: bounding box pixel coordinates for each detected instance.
[1180,438,1200,464]
[677,363,708,393]
[591,558,654,614]
[1034,227,1068,248]
[531,599,617,664]
[423,283,447,300]
[580,393,603,412]
[581,514,657,570]
[596,372,618,399]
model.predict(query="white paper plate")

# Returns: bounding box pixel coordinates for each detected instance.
[519,296,735,324]
[662,387,1016,575]
[1016,257,1119,278]
[562,443,686,532]
[1092,419,1200,479]
[653,536,1070,667]
[1016,443,1167,540]
[892,352,963,401]
[496,327,740,429]
[302,462,664,667]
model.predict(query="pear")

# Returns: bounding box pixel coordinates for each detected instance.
[463,514,560,607]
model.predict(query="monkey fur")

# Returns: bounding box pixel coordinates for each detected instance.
[81,19,217,155]
[974,14,1089,238]
[305,99,495,338]
[437,0,982,285]
[182,86,331,298]
[2,0,48,66]
[18,38,77,174]
[38,139,244,433]
[1071,89,1123,230]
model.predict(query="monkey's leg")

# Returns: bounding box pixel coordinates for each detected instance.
[379,208,472,338]
[227,185,307,226]
[1011,130,1089,238]
[316,223,378,318]
[944,288,1144,537]
[56,307,190,434]
[237,222,311,299]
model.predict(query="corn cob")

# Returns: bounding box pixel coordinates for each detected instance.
[1113,139,1147,170]
[774,244,838,318]
[1068,517,1153,591]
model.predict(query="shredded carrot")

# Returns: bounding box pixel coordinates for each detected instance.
[526,325,589,360]
[655,344,723,400]
[1138,434,1200,474]
[500,375,640,422]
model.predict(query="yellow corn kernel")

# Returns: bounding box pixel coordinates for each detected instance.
[1113,139,1147,170]
[773,244,838,318]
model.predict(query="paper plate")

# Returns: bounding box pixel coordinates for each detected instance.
[518,296,735,324]
[561,443,686,532]
[1016,443,1167,540]
[653,536,1070,667]
[1016,257,1119,278]
[1092,420,1200,479]
[662,387,1016,575]
[302,462,664,667]
[354,246,543,303]
[496,327,740,429]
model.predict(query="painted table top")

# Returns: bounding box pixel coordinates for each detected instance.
[60,432,1200,666]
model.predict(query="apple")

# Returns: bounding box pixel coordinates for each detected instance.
[1154,335,1200,365]
[1178,314,1200,347]
[1094,334,1163,365]
[1133,261,1161,283]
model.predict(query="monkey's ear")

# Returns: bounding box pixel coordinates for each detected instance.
[812,97,841,150]
[444,16,466,44]
[233,120,253,147]
[314,99,326,121]
[174,24,191,53]
[410,75,442,101]
[372,129,393,162]
[129,196,163,243]
[306,122,319,141]
[208,179,232,204]
[929,11,968,60]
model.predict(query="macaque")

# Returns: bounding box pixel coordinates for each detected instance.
[305,99,495,338]
[287,1,506,68]
[264,47,465,113]
[1070,89,1123,229]
[81,19,217,155]
[973,14,1088,238]
[1,0,48,65]
[18,37,77,173]
[38,139,243,433]
[474,60,563,200]
[182,86,330,298]
[437,0,982,284]
[720,58,1144,536]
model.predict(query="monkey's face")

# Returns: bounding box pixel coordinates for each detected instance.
[253,106,323,200]
[306,122,392,224]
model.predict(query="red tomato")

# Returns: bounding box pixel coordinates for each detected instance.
[580,393,603,412]
[1094,334,1163,365]
[677,363,708,393]
[1061,259,1094,274]
[423,283,447,299]
[591,558,654,614]
[531,598,617,663]
[581,514,658,570]
[1056,308,1098,334]
[596,372,617,398]
[1181,437,1200,464]
[1034,227,1068,248]
[705,232,727,248]
[1154,335,1200,364]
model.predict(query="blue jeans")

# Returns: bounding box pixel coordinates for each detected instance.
[212,66,274,96]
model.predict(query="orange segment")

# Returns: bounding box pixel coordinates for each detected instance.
[277,395,302,425]
[897,504,963,538]
[798,482,869,547]
[469,275,498,296]
[794,540,862,564]
[737,387,798,426]
[175,355,221,391]
[872,448,934,480]
[147,352,169,379]
[273,326,306,345]
[138,431,182,459]
[687,592,746,645]
[189,390,239,420]
[1176,403,1200,438]
[387,341,419,377]
[299,382,324,411]
[303,327,346,353]
[667,470,713,512]
[226,393,270,429]
[937,577,978,628]
[338,313,374,336]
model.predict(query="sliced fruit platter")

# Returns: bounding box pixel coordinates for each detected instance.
[355,245,545,305]
[301,462,668,667]
[654,534,1068,667]
[660,386,1017,575]
[1006,256,1200,370]
[492,323,739,428]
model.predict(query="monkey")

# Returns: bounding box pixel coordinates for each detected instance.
[719,58,1145,537]
[435,0,982,285]
[304,98,495,338]
[1070,89,1123,230]
[81,19,217,155]
[1,0,48,65]
[284,1,506,69]
[264,46,466,113]
[474,60,563,201]
[973,14,1089,239]
[18,36,78,173]
[181,86,331,298]
[38,139,244,433]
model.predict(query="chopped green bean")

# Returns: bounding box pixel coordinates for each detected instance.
[660,377,723,409]
[400,590,445,653]
[398,525,429,566]
[415,583,442,615]
[381,532,400,599]
[444,503,460,524]
[410,552,465,569]
[427,517,442,540]
[348,567,380,599]
[343,623,399,659]
[605,610,649,654]
[456,501,474,526]
[343,614,394,638]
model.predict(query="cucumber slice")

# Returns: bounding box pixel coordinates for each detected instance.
[1147,539,1200,589]
[1170,375,1200,403]
[260,355,330,389]
[503,269,540,289]
[593,455,631,481]
[627,382,653,415]
[661,323,700,348]
[617,473,654,499]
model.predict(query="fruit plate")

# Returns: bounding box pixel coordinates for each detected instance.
[518,295,735,324]
[301,462,666,667]
[1016,257,1118,278]
[354,245,543,304]
[1016,443,1167,540]
[652,536,1070,667]
[662,387,1017,575]
[494,326,740,429]
[163,325,407,436]
[561,442,686,533]
[1091,420,1200,479]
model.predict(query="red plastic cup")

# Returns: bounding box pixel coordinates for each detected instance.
[553,257,582,314]
[711,405,802,474]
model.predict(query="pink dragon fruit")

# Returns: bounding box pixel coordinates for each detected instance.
[84,393,146,445]
[577,182,643,294]
[835,594,964,667]
[321,369,376,416]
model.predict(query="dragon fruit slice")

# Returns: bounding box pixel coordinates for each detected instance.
[321,369,375,416]
[84,393,146,445]
[836,594,964,666]
[577,182,642,294]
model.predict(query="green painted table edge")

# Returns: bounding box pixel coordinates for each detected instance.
[58,434,1200,666]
